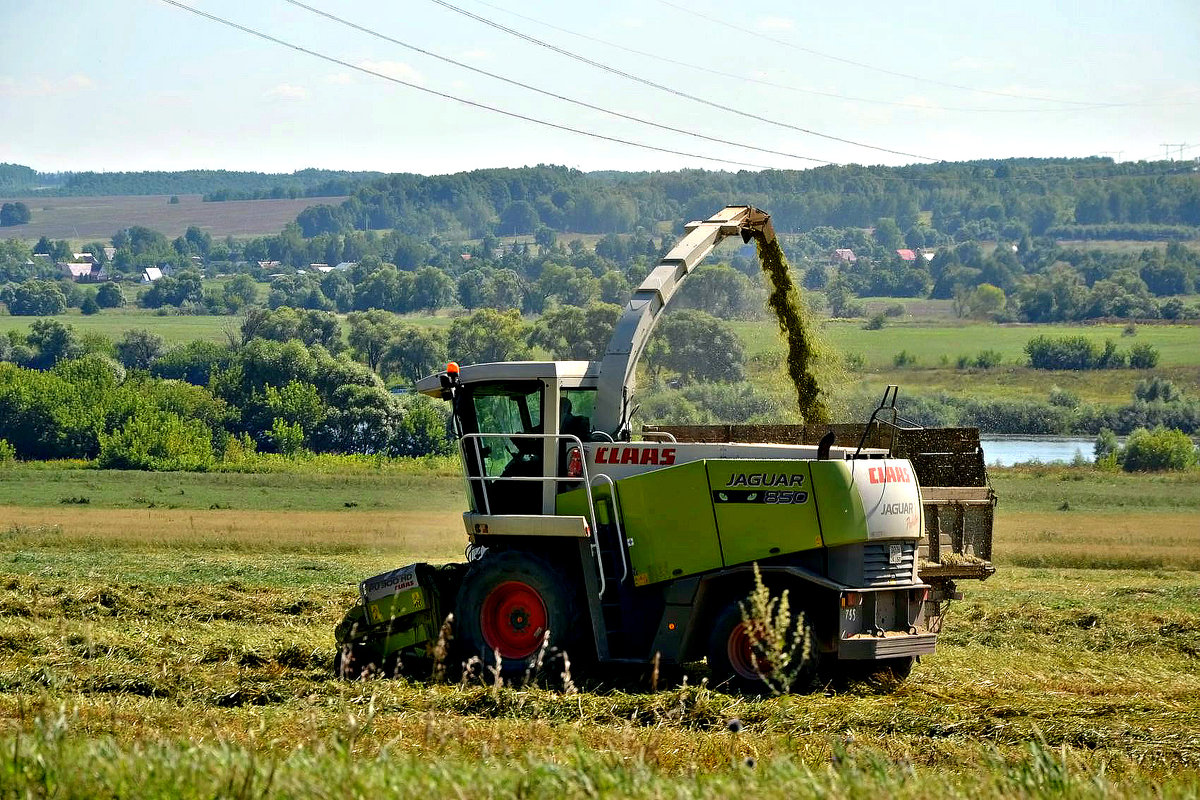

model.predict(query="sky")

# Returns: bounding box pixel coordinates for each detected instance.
[2,0,1199,175]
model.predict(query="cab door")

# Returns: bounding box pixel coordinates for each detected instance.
[458,381,546,514]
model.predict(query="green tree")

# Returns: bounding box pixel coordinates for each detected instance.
[115,329,167,371]
[25,319,81,368]
[529,303,620,360]
[967,283,1006,319]
[0,202,31,226]
[411,266,455,311]
[599,270,630,306]
[346,310,395,372]
[447,309,531,364]
[647,309,745,383]
[95,282,126,308]
[873,217,903,250]
[222,274,259,310]
[4,279,67,316]
[498,201,539,235]
[383,324,446,383]
[483,269,526,311]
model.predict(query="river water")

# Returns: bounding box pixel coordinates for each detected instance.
[980,436,1099,466]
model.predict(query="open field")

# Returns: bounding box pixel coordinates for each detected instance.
[1,463,1199,795]
[736,318,1200,405]
[734,320,1200,369]
[0,194,343,243]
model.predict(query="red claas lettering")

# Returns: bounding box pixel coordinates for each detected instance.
[591,446,676,466]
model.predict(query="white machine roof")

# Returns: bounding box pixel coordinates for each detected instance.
[415,360,598,396]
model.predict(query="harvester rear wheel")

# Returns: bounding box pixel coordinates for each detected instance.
[707,602,818,695]
[456,550,583,678]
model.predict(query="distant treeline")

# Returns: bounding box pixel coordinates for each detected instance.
[0,164,383,199]
[5,158,1200,241]
[286,158,1200,241]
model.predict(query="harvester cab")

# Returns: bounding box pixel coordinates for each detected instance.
[336,207,995,692]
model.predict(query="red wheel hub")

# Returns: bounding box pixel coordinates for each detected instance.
[727,621,766,681]
[480,581,548,659]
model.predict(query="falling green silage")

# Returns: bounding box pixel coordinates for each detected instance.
[755,234,829,425]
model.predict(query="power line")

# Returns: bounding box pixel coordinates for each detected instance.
[283,0,833,166]
[462,0,1132,115]
[652,0,1117,108]
[156,0,781,171]
[425,0,938,162]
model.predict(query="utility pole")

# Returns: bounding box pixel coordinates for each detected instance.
[1100,150,1124,162]
[1161,143,1188,161]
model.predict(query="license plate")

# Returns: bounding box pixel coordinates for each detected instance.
[888,543,902,565]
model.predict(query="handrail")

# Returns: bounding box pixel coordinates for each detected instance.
[853,385,924,459]
[457,432,606,599]
[589,473,629,584]
[641,431,677,443]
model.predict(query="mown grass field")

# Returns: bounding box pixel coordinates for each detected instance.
[1,462,1198,796]
[0,194,345,243]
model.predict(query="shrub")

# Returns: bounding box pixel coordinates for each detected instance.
[1093,428,1119,460]
[955,354,971,369]
[1025,335,1131,370]
[1025,335,1098,370]
[862,313,886,330]
[1120,426,1197,472]
[268,418,306,456]
[892,350,917,367]
[1128,343,1160,369]
[98,409,214,471]
[1134,377,1179,403]
[884,303,906,318]
[1096,339,1126,369]
[1049,386,1080,408]
[973,349,1003,369]
[0,438,14,462]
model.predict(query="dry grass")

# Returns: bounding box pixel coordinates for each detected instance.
[2,507,462,557]
[0,194,346,243]
[996,511,1200,569]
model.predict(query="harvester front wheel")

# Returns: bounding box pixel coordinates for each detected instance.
[707,602,818,695]
[456,550,583,678]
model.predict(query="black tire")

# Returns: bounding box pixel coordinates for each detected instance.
[707,601,819,695]
[455,550,585,678]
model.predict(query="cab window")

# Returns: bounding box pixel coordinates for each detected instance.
[468,382,544,478]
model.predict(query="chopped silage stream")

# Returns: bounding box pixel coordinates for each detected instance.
[754,234,829,424]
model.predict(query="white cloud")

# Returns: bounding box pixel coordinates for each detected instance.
[755,16,795,32]
[358,60,423,85]
[0,73,95,98]
[325,72,354,86]
[265,83,308,101]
